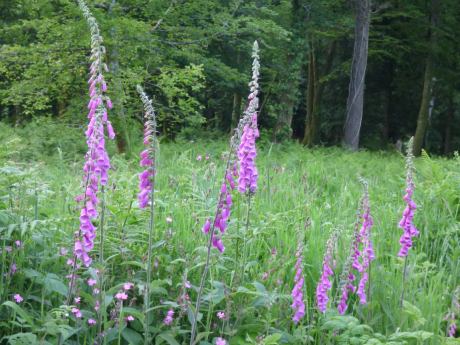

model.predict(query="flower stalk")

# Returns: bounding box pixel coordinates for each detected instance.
[189,40,260,345]
[136,85,158,345]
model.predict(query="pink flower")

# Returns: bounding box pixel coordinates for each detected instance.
[126,315,135,322]
[216,337,227,345]
[93,288,100,295]
[115,292,128,301]
[88,318,97,326]
[123,282,134,291]
[71,307,82,318]
[59,247,68,256]
[5,246,12,253]
[185,281,191,289]
[196,155,202,161]
[13,294,23,303]
[163,309,174,325]
[94,300,100,311]
[74,297,81,304]
[237,41,260,195]
[87,278,97,286]
[15,240,21,247]
[216,311,225,319]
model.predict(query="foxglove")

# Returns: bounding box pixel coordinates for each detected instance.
[136,85,157,209]
[291,241,305,323]
[398,138,419,257]
[316,229,339,313]
[237,41,260,195]
[74,0,114,267]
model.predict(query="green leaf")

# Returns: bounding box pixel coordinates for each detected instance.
[5,332,38,345]
[122,307,145,322]
[157,332,180,345]
[44,274,68,297]
[2,301,34,328]
[122,328,143,345]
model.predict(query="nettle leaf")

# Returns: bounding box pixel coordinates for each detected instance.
[44,273,68,297]
[122,328,143,345]
[5,332,38,345]
[157,332,180,345]
[2,301,34,328]
[122,307,145,322]
[203,281,225,304]
[262,333,282,344]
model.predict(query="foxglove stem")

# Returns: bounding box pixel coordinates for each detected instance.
[240,195,252,283]
[136,85,158,345]
[190,41,260,345]
[190,159,233,345]
[96,186,106,344]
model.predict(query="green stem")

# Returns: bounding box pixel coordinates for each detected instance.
[144,165,156,345]
[400,256,408,308]
[97,186,106,344]
[240,194,252,283]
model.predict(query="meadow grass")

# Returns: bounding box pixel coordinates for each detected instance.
[0,133,459,344]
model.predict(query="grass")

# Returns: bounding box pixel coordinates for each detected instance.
[0,127,459,344]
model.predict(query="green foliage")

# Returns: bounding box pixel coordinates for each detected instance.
[1,122,458,343]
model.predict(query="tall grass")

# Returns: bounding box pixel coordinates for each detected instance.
[0,130,459,344]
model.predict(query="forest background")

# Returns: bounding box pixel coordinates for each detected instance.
[0,0,459,155]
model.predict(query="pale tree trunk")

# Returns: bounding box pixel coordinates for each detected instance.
[343,0,370,151]
[413,0,439,156]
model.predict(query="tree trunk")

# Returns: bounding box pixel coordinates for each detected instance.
[413,60,433,156]
[413,0,439,156]
[302,40,336,146]
[443,94,453,155]
[108,0,131,155]
[302,47,317,146]
[230,92,242,132]
[343,0,370,151]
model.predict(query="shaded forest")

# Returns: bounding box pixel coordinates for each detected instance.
[1,0,459,155]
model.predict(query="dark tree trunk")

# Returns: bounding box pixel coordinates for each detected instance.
[230,92,242,132]
[413,0,439,156]
[302,40,336,146]
[302,47,317,146]
[107,0,131,155]
[443,94,454,155]
[343,0,370,151]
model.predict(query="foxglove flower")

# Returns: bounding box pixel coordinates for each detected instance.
[74,0,114,267]
[291,241,305,323]
[398,138,419,257]
[237,41,260,195]
[446,287,459,337]
[355,179,375,304]
[136,86,157,209]
[316,229,339,313]
[337,178,375,313]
